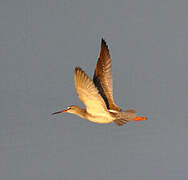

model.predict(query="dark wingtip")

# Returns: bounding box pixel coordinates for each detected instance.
[75,66,82,72]
[75,66,81,70]
[101,38,110,53]
[101,38,107,46]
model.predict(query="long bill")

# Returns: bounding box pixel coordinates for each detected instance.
[51,109,67,115]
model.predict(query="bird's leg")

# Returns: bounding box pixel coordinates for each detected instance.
[133,116,147,121]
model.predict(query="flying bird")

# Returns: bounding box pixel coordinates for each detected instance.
[52,39,147,126]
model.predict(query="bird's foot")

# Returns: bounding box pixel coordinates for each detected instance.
[133,116,147,121]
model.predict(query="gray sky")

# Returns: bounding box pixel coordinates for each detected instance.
[1,0,188,179]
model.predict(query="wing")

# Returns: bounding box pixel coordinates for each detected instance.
[74,67,110,116]
[93,39,121,111]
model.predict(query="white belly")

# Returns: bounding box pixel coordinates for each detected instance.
[86,114,114,124]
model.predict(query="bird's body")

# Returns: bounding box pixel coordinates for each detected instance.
[52,39,147,126]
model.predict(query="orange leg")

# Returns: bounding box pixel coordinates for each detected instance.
[133,116,147,121]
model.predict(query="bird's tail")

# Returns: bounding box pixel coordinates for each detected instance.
[125,109,147,122]
[114,119,128,126]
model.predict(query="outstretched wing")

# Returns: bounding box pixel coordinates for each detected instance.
[93,39,121,111]
[74,67,110,116]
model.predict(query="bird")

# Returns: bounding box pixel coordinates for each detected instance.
[52,39,147,126]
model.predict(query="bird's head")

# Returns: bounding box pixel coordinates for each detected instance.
[52,105,80,115]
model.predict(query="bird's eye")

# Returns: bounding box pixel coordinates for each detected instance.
[67,106,71,110]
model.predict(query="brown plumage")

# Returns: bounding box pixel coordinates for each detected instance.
[52,39,147,126]
[93,39,121,111]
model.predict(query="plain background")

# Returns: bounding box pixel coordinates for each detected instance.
[1,0,188,179]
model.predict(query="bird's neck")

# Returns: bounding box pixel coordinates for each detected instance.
[73,106,86,119]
